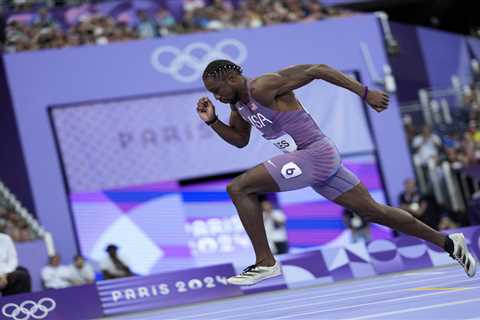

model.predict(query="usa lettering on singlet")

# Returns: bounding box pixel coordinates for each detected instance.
[247,112,273,129]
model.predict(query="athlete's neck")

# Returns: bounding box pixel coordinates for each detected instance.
[238,77,250,104]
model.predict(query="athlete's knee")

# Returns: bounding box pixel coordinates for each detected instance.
[226,177,249,196]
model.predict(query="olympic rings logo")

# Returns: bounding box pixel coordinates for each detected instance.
[2,298,56,320]
[150,39,248,83]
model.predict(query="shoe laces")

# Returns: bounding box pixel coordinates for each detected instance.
[450,250,467,268]
[242,264,258,274]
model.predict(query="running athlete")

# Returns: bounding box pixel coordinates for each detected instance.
[196,59,477,285]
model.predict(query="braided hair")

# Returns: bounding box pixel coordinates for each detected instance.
[202,59,243,80]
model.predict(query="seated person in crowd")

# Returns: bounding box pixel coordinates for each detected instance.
[41,255,71,289]
[0,227,31,295]
[100,244,133,280]
[398,178,440,230]
[67,255,95,285]
[343,208,371,243]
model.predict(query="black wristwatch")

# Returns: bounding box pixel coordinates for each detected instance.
[205,115,218,126]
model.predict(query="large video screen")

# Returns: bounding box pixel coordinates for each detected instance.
[50,79,392,275]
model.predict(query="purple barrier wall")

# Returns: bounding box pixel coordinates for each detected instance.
[417,26,471,89]
[389,22,430,103]
[0,284,103,320]
[0,55,36,215]
[3,226,477,318]
[2,14,413,259]
[15,240,48,292]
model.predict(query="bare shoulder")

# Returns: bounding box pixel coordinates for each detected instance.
[250,73,284,105]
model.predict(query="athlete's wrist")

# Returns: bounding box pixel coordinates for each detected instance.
[205,115,218,126]
[362,86,369,101]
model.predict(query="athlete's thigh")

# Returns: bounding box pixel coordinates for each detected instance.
[262,149,320,192]
[232,163,280,194]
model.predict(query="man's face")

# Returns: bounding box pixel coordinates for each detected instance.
[404,179,416,192]
[51,256,60,266]
[74,257,84,268]
[422,127,431,137]
[203,76,239,104]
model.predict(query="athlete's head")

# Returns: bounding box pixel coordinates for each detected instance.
[202,59,244,104]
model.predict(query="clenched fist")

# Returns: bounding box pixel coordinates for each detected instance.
[196,97,217,123]
[366,89,390,113]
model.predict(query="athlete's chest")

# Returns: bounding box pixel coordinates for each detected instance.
[236,102,275,130]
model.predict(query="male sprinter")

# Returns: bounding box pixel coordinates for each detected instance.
[196,59,476,285]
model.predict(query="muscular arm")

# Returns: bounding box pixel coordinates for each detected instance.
[210,105,251,148]
[252,64,363,102]
[251,64,389,111]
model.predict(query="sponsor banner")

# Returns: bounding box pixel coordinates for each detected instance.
[0,285,102,320]
[97,263,242,315]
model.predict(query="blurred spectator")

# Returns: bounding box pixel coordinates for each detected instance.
[136,10,158,39]
[155,7,177,36]
[303,0,326,22]
[100,244,133,279]
[342,208,371,243]
[2,0,356,54]
[67,255,95,285]
[183,0,205,12]
[412,126,442,165]
[438,215,459,231]
[398,178,440,230]
[41,255,71,289]
[0,226,31,295]
[32,7,58,29]
[1,210,34,242]
[261,200,289,254]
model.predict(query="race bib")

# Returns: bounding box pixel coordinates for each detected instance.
[270,133,298,153]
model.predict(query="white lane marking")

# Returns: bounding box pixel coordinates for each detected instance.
[157,266,461,318]
[220,277,474,320]
[269,285,480,320]
[173,273,466,320]
[342,297,480,320]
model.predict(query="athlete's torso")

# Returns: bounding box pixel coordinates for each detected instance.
[234,81,325,151]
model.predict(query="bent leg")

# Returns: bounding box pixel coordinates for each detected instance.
[227,164,280,266]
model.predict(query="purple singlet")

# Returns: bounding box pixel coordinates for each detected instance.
[234,81,359,200]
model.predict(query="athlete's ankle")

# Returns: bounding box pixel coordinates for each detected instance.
[444,236,454,255]
[256,257,276,267]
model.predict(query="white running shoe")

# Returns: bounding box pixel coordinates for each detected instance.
[448,233,477,277]
[227,262,282,286]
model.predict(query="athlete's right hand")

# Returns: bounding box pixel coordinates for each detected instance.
[196,97,216,123]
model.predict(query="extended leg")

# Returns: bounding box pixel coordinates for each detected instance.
[333,182,445,247]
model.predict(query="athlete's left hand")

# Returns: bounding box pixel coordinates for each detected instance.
[366,90,389,112]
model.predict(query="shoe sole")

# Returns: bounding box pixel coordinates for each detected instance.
[227,270,282,286]
[467,253,477,277]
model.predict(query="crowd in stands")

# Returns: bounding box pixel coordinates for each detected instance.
[400,79,480,231]
[0,0,356,53]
